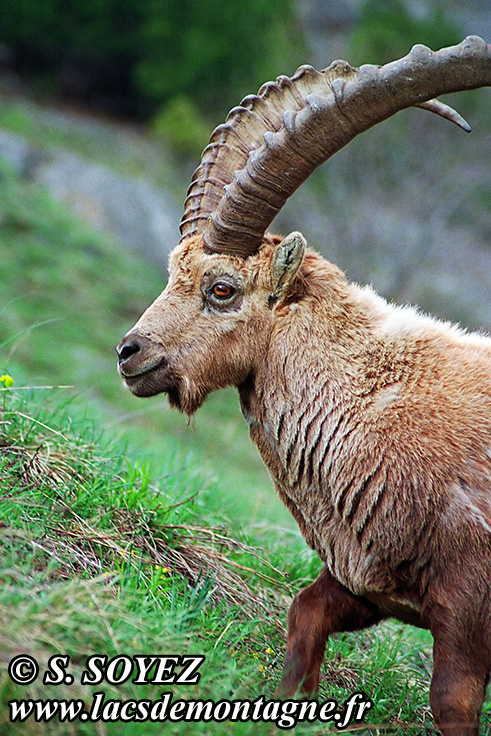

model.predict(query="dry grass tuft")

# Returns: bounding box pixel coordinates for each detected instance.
[1,406,293,627]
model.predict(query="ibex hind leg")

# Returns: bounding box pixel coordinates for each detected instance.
[276,565,382,696]
[430,614,491,736]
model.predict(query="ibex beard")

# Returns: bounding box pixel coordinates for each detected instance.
[117,38,491,736]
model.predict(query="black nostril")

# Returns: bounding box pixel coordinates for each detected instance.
[117,339,141,363]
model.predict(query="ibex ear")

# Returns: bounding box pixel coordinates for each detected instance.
[270,231,306,302]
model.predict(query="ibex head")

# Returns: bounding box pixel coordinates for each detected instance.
[117,36,491,414]
[117,230,306,414]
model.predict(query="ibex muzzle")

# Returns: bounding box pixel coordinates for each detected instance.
[117,333,170,397]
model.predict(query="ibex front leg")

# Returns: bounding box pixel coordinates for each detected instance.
[276,566,382,696]
[430,611,490,736]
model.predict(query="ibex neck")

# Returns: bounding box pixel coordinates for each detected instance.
[237,286,370,496]
[238,336,358,489]
[238,319,363,560]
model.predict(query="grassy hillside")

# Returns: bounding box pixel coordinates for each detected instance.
[0,387,289,735]
[1,163,489,733]
[0,161,286,526]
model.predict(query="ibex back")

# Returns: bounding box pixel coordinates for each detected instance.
[117,37,491,735]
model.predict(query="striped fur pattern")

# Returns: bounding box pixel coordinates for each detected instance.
[239,245,490,618]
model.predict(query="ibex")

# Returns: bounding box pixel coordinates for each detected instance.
[117,37,491,734]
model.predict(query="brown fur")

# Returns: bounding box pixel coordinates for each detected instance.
[118,231,491,735]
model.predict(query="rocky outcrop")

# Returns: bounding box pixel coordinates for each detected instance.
[0,128,180,265]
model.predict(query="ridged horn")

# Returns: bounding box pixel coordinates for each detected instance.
[180,36,491,257]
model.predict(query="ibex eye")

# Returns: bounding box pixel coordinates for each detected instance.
[211,282,234,299]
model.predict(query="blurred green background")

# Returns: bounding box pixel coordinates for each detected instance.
[0,0,485,152]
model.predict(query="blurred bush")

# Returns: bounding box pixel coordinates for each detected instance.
[151,95,211,159]
[137,0,299,110]
[1,0,300,125]
[348,0,462,65]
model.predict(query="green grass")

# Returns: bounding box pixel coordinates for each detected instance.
[0,154,489,733]
[0,386,443,735]
[0,387,288,734]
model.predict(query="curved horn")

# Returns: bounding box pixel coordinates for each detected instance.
[180,36,491,257]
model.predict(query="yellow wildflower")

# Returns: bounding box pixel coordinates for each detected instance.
[0,375,14,388]
[154,565,171,573]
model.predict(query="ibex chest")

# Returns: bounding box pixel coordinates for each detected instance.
[238,379,432,607]
[239,379,349,554]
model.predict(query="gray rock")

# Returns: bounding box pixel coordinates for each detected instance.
[0,129,180,265]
